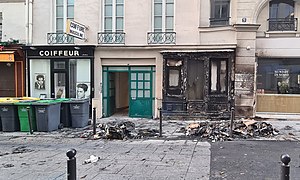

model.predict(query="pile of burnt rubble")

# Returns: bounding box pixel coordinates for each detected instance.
[185,119,279,141]
[79,121,159,140]
[78,119,279,141]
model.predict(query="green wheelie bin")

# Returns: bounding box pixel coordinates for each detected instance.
[15,101,37,132]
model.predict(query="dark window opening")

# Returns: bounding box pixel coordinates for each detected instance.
[166,59,182,96]
[268,0,296,31]
[210,59,227,94]
[187,59,205,100]
[210,0,230,26]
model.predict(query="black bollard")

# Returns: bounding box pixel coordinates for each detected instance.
[26,107,33,134]
[229,107,234,138]
[66,149,77,180]
[93,107,96,135]
[281,154,291,180]
[158,107,162,137]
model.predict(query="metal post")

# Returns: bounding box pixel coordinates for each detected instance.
[26,107,33,134]
[229,107,234,138]
[93,107,96,135]
[159,107,162,137]
[281,154,291,180]
[66,149,77,180]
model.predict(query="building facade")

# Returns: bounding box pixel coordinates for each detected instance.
[0,0,26,97]
[24,0,300,119]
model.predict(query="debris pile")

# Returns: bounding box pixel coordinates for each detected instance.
[185,119,279,141]
[80,121,159,140]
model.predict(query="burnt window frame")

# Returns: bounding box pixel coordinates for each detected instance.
[165,59,182,96]
[209,58,228,95]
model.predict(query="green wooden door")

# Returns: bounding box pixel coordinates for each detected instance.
[102,71,115,117]
[129,71,152,118]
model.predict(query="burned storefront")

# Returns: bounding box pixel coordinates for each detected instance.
[161,50,235,119]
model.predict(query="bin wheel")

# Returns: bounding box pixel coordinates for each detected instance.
[58,123,64,129]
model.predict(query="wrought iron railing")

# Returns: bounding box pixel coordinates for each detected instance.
[98,32,125,44]
[268,18,297,31]
[210,17,230,26]
[147,32,176,44]
[47,33,74,44]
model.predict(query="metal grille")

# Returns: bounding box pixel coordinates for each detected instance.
[268,18,297,31]
[47,33,74,44]
[98,32,125,44]
[147,32,176,44]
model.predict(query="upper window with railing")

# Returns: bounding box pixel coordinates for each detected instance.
[48,0,74,44]
[148,0,175,44]
[98,0,124,44]
[210,0,230,26]
[268,0,296,31]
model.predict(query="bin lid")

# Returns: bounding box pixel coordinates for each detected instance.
[0,100,19,105]
[32,99,60,105]
[14,100,37,105]
[69,98,90,103]
[55,98,71,102]
[21,97,40,101]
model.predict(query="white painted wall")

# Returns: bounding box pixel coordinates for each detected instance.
[0,2,26,43]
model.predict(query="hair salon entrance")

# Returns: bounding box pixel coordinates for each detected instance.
[102,66,155,118]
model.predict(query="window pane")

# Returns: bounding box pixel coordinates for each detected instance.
[105,5,113,16]
[169,69,179,87]
[56,18,64,31]
[138,90,143,97]
[154,17,162,29]
[154,0,162,2]
[56,6,63,17]
[166,3,174,16]
[154,3,162,15]
[145,82,150,89]
[166,0,173,3]
[211,61,217,91]
[67,6,74,18]
[166,17,173,30]
[67,0,74,5]
[105,0,112,4]
[220,61,227,93]
[138,73,143,80]
[105,18,112,30]
[116,17,123,30]
[56,0,63,5]
[116,4,123,16]
[131,90,136,98]
[145,90,150,97]
[145,73,150,80]
[131,82,136,89]
[116,0,123,3]
[54,61,65,69]
[131,73,136,80]
[138,82,143,89]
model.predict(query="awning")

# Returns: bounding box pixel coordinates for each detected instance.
[0,51,15,62]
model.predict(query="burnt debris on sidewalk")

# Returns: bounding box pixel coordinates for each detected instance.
[74,118,279,141]
[185,119,279,141]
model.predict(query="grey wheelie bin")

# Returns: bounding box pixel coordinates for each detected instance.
[33,100,61,132]
[55,98,71,128]
[69,98,89,128]
[0,100,20,132]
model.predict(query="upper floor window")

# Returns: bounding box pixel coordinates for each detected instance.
[210,0,230,26]
[0,12,2,42]
[104,0,124,32]
[153,0,174,32]
[56,0,74,34]
[268,0,296,31]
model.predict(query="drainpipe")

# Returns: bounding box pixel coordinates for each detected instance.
[28,0,33,45]
[25,0,29,44]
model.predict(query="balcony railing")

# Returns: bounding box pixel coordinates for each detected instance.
[47,33,74,44]
[210,17,230,26]
[98,32,125,44]
[268,18,297,31]
[147,32,176,44]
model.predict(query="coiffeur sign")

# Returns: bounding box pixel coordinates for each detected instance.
[66,20,86,40]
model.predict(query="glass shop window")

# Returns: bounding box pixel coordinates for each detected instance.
[166,59,182,96]
[210,59,227,94]
[257,58,300,94]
